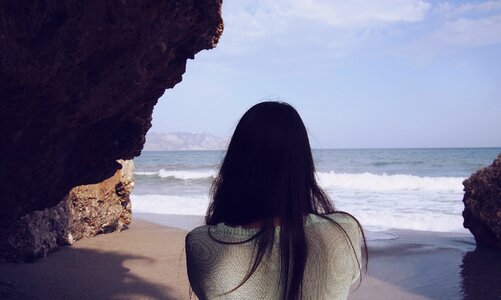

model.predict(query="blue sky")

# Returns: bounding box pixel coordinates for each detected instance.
[150,0,501,148]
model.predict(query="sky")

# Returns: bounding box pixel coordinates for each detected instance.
[150,0,501,149]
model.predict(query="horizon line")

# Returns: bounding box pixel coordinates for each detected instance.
[140,146,501,152]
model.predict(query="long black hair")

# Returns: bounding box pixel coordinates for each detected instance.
[205,101,367,299]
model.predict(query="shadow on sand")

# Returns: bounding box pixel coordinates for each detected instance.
[0,247,178,300]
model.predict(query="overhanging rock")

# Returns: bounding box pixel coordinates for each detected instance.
[0,0,223,249]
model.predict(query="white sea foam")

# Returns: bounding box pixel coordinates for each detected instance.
[131,148,497,234]
[352,211,468,233]
[135,169,215,180]
[131,190,468,233]
[135,171,159,175]
[137,169,464,192]
[317,171,464,192]
[132,171,469,233]
[131,194,210,216]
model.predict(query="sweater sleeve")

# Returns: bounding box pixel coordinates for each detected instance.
[185,231,205,300]
[327,213,362,284]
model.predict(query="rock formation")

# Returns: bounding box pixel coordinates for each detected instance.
[462,154,501,250]
[68,159,134,241]
[1,160,134,262]
[0,0,223,250]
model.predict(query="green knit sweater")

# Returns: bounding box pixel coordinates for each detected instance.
[185,213,362,300]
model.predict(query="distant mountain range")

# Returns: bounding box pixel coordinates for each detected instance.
[143,132,228,151]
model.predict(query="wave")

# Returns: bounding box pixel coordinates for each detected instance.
[316,171,464,192]
[135,169,215,180]
[135,171,159,175]
[130,194,468,233]
[356,211,468,233]
[135,169,465,193]
[370,160,424,166]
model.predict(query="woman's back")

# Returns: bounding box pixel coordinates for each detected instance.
[185,212,361,300]
[186,101,366,299]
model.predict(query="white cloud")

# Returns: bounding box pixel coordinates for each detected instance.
[434,1,501,18]
[219,0,432,54]
[223,0,431,36]
[216,0,501,62]
[284,0,431,28]
[426,1,501,48]
[397,1,501,63]
[431,14,501,47]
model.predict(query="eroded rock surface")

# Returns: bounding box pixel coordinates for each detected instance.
[0,0,223,247]
[68,159,134,241]
[463,154,501,250]
[1,160,134,262]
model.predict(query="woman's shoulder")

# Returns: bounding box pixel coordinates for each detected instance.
[324,211,359,226]
[186,225,210,240]
[307,212,362,241]
[308,211,359,227]
[185,225,213,249]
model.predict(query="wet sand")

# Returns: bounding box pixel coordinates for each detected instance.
[349,229,501,300]
[1,213,500,299]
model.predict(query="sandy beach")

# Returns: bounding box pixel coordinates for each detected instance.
[1,214,500,300]
[0,219,190,300]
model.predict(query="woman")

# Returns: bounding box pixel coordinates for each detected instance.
[185,101,367,299]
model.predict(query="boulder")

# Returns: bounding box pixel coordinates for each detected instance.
[0,0,223,247]
[462,154,501,250]
[1,160,134,262]
[67,159,134,241]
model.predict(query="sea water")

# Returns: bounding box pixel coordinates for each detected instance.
[131,148,500,233]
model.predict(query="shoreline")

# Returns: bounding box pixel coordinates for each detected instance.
[133,212,474,241]
[1,213,499,299]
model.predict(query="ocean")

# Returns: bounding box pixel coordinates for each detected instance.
[131,148,500,233]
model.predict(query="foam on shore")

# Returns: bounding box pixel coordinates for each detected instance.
[131,192,468,233]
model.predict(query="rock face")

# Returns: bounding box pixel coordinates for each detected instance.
[1,160,134,262]
[68,159,134,241]
[0,1,223,247]
[462,154,501,250]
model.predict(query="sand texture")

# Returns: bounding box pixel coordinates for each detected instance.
[0,220,190,300]
[1,215,500,300]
